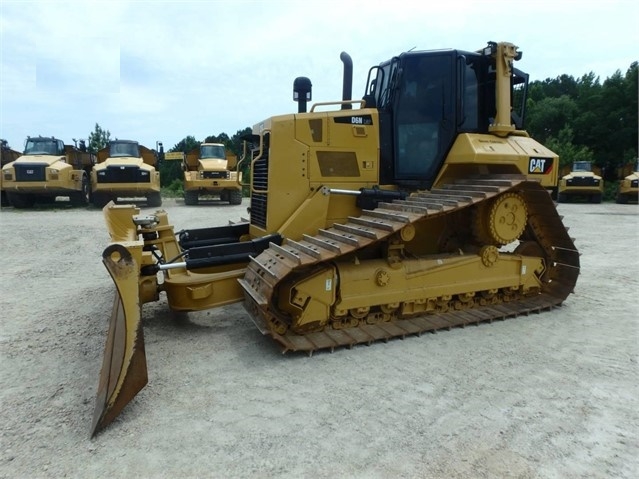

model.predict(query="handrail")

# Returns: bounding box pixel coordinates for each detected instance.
[250,129,270,194]
[310,100,365,112]
[236,141,250,187]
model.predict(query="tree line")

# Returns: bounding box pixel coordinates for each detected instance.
[83,61,637,187]
[525,62,637,179]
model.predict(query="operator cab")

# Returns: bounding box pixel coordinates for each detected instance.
[24,137,64,156]
[200,144,225,160]
[365,45,528,189]
[572,161,593,172]
[109,140,140,158]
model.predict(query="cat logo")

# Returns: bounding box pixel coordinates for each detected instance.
[528,157,553,174]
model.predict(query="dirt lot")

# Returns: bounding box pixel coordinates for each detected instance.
[0,198,637,479]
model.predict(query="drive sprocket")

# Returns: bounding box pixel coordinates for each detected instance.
[473,191,527,245]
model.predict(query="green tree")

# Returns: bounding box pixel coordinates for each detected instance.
[229,127,253,157]
[527,62,638,180]
[200,129,254,157]
[204,133,230,146]
[526,95,578,144]
[596,66,638,175]
[87,123,111,153]
[570,72,603,156]
[158,135,200,187]
[544,126,594,170]
[171,135,200,154]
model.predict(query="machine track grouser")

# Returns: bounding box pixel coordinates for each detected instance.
[241,176,578,352]
[91,41,580,436]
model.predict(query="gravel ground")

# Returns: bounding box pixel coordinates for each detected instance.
[0,197,637,479]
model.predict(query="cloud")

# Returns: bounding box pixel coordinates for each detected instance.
[1,0,637,149]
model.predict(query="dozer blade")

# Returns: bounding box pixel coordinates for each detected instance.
[91,243,147,437]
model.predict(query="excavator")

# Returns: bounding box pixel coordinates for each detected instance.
[91,41,580,436]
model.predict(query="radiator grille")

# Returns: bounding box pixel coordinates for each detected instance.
[202,171,229,179]
[567,177,598,187]
[97,166,151,183]
[15,164,46,182]
[250,156,269,229]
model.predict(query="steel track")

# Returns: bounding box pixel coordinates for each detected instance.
[239,174,580,353]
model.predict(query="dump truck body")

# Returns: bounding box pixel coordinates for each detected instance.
[173,143,242,205]
[1,137,94,208]
[616,161,638,203]
[1,140,21,205]
[91,140,162,207]
[557,161,604,203]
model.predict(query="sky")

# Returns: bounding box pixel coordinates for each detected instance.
[1,0,637,152]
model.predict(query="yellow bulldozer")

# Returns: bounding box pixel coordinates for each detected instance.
[91,139,163,208]
[91,41,580,436]
[1,136,95,208]
[165,142,243,205]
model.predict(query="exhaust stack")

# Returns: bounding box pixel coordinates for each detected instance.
[340,51,353,110]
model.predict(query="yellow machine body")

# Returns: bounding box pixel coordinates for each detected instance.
[91,41,580,436]
[557,161,604,203]
[91,140,162,207]
[616,161,638,203]
[1,137,95,208]
[166,143,243,205]
[0,141,21,205]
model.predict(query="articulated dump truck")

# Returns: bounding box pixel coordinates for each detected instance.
[1,139,21,205]
[166,142,243,205]
[92,41,580,436]
[91,140,163,208]
[557,161,604,203]
[616,160,639,204]
[1,136,95,208]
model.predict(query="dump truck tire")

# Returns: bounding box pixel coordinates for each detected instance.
[7,192,35,209]
[70,175,90,207]
[147,192,162,207]
[229,189,242,205]
[184,190,199,205]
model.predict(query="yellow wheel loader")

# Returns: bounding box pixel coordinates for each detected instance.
[1,136,95,208]
[91,140,163,208]
[91,41,580,436]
